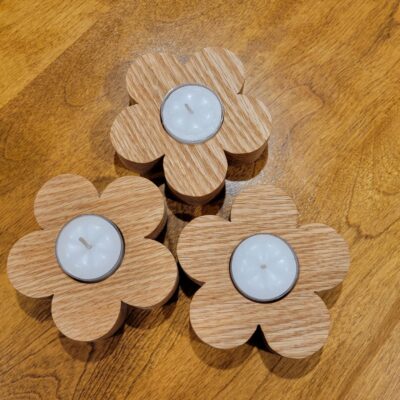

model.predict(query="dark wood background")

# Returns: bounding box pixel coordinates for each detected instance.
[1,1,399,399]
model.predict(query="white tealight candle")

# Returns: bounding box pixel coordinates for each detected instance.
[55,215,124,283]
[160,84,224,144]
[230,234,298,302]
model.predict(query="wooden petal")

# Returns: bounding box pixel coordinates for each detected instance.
[52,285,127,341]
[177,215,235,285]
[34,174,99,229]
[216,94,271,162]
[230,184,299,230]
[190,283,257,349]
[296,224,350,292]
[163,140,228,205]
[109,238,178,309]
[7,230,68,298]
[96,176,166,240]
[110,104,166,173]
[126,52,188,106]
[186,48,245,94]
[260,292,331,359]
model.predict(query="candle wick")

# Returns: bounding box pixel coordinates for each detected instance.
[79,237,92,250]
[184,103,194,114]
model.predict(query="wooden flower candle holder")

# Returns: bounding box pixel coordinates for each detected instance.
[111,47,272,205]
[177,183,350,359]
[7,174,178,341]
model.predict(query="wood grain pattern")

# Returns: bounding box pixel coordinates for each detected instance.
[0,0,109,108]
[110,47,271,204]
[177,184,349,358]
[1,0,400,398]
[7,175,178,341]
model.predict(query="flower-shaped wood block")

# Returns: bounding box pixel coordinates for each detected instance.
[7,174,178,341]
[111,47,271,205]
[178,184,350,359]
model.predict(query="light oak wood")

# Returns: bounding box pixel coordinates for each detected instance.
[178,184,349,358]
[1,1,400,398]
[110,47,271,205]
[7,174,178,341]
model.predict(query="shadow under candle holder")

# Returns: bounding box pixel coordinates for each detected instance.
[59,328,123,362]
[186,302,323,373]
[247,325,322,376]
[112,141,267,222]
[165,184,226,223]
[15,292,52,322]
[125,303,176,331]
[61,294,178,362]
[318,283,343,309]
[177,264,201,299]
[189,324,253,370]
[226,144,268,182]
[259,345,322,378]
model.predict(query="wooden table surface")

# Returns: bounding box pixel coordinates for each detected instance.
[1,1,399,399]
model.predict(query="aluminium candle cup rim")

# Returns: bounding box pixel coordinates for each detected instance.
[229,233,300,304]
[54,214,126,284]
[159,83,225,145]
